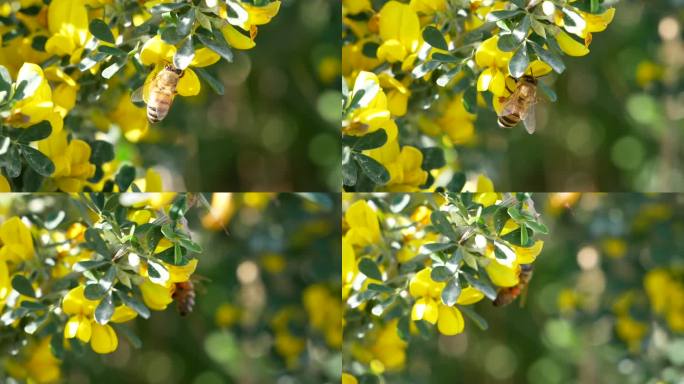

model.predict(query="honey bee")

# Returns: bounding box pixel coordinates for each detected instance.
[497,75,538,134]
[172,281,196,316]
[493,264,534,307]
[132,63,184,124]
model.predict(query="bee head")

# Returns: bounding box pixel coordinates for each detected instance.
[164,64,184,76]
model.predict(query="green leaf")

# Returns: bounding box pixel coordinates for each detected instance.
[486,10,523,22]
[422,26,448,50]
[74,260,109,273]
[174,37,195,70]
[509,45,529,78]
[462,86,477,114]
[345,129,388,151]
[464,272,497,301]
[194,67,225,96]
[89,140,115,165]
[177,8,196,37]
[520,222,528,244]
[442,278,461,306]
[446,172,466,192]
[526,220,549,234]
[178,237,202,253]
[367,283,394,293]
[342,156,358,187]
[497,34,519,52]
[150,3,190,13]
[84,283,106,300]
[102,59,127,79]
[430,266,453,282]
[85,227,110,257]
[421,147,445,170]
[95,294,115,325]
[196,30,234,63]
[0,65,12,102]
[89,19,115,44]
[512,15,530,42]
[507,206,525,221]
[430,211,458,242]
[530,41,565,74]
[18,121,51,143]
[116,291,151,319]
[4,145,22,178]
[354,153,390,185]
[459,305,489,330]
[358,258,383,281]
[115,165,136,191]
[98,45,128,57]
[423,242,457,253]
[20,145,55,177]
[11,275,35,298]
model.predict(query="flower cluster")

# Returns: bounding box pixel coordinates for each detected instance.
[0,0,280,191]
[342,192,546,380]
[342,0,615,191]
[0,193,203,382]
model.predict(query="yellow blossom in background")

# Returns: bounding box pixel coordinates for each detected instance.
[344,200,382,247]
[7,63,63,132]
[110,95,149,142]
[38,130,96,192]
[215,302,240,328]
[377,1,421,64]
[0,217,35,263]
[365,138,428,192]
[45,0,89,58]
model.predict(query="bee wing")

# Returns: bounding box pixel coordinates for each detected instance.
[522,101,537,134]
[498,86,522,118]
[130,86,146,104]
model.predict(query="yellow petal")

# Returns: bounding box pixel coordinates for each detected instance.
[0,217,34,262]
[477,68,494,92]
[409,268,432,297]
[526,60,553,77]
[485,260,519,287]
[377,40,407,63]
[166,258,198,283]
[437,305,464,335]
[110,306,138,323]
[556,30,589,57]
[140,35,176,65]
[190,48,221,68]
[177,68,201,96]
[411,297,439,323]
[456,286,485,305]
[378,1,420,53]
[489,69,506,96]
[514,240,544,264]
[221,24,256,50]
[90,323,118,354]
[140,279,173,311]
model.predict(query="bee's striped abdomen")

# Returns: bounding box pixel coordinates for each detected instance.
[147,91,173,123]
[497,113,520,128]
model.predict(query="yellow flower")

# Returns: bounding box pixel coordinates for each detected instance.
[409,268,465,335]
[556,30,589,57]
[410,0,446,14]
[0,217,35,263]
[228,1,281,31]
[140,278,173,311]
[19,337,61,384]
[343,0,372,15]
[221,24,256,50]
[45,0,89,57]
[61,285,132,354]
[377,1,421,63]
[110,95,149,142]
[0,260,10,311]
[344,200,382,248]
[367,320,407,373]
[0,175,12,193]
[342,236,357,299]
[344,71,398,141]
[342,373,359,384]
[139,35,221,98]
[7,63,63,133]
[476,36,513,96]
[38,130,96,192]
[201,193,236,231]
[470,174,498,207]
[601,237,627,258]
[365,138,428,192]
[436,93,477,145]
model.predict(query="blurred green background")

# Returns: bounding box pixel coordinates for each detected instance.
[136,0,341,192]
[383,193,684,384]
[57,193,341,384]
[466,0,684,191]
